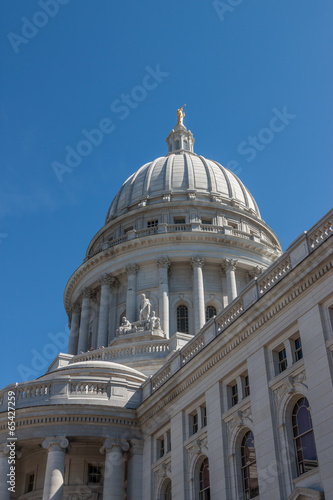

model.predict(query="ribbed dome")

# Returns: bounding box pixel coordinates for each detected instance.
[106,152,260,223]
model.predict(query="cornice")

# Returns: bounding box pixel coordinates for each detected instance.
[0,412,139,432]
[138,254,333,425]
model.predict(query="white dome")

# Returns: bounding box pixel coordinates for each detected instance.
[106,152,260,223]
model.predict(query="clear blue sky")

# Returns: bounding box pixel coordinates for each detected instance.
[1,1,332,388]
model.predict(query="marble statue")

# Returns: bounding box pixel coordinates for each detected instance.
[139,294,151,321]
[116,316,132,336]
[147,311,161,330]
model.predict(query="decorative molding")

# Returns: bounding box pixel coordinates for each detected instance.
[153,458,171,480]
[272,369,307,408]
[0,414,139,432]
[225,405,252,436]
[185,433,208,468]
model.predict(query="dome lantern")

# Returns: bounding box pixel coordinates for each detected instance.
[166,105,195,153]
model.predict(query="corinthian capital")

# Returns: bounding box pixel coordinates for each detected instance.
[191,257,205,269]
[157,257,171,269]
[221,259,238,272]
[99,273,112,286]
[126,264,139,276]
[248,265,264,279]
[81,287,93,299]
[71,302,81,315]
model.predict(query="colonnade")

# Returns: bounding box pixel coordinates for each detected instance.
[0,437,143,500]
[68,258,241,354]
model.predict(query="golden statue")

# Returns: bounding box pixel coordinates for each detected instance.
[177,104,186,125]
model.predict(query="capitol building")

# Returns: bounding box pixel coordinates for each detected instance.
[1,110,332,500]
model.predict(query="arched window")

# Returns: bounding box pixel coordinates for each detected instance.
[205,306,216,322]
[177,305,188,333]
[292,397,318,475]
[241,431,259,499]
[163,479,172,500]
[199,457,210,500]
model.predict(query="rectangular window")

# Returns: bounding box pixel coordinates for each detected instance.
[174,217,186,224]
[88,464,102,484]
[190,412,198,435]
[147,219,158,228]
[278,348,288,373]
[26,473,35,493]
[244,376,250,397]
[294,337,303,361]
[201,405,207,427]
[231,383,238,406]
[227,221,238,229]
[202,219,212,225]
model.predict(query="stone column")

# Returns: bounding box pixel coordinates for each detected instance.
[0,444,11,500]
[42,437,69,500]
[191,257,205,334]
[222,259,238,303]
[77,288,92,353]
[108,277,119,345]
[100,438,129,500]
[97,275,112,348]
[127,439,144,500]
[68,303,80,355]
[157,258,170,338]
[126,265,139,323]
[247,348,283,499]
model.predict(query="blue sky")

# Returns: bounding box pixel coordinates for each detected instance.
[1,1,332,388]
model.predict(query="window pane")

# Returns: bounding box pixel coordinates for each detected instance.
[241,431,259,499]
[292,397,318,476]
[206,306,216,322]
[177,305,188,333]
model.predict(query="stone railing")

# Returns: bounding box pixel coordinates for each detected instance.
[70,382,108,396]
[141,209,333,397]
[216,300,244,332]
[17,383,52,399]
[258,256,291,296]
[0,376,143,413]
[152,366,171,391]
[73,341,170,363]
[181,333,205,364]
[88,223,280,258]
[308,212,333,249]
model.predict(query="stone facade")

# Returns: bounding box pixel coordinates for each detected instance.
[0,120,332,499]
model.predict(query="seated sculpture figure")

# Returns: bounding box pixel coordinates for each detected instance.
[146,311,161,331]
[116,316,132,336]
